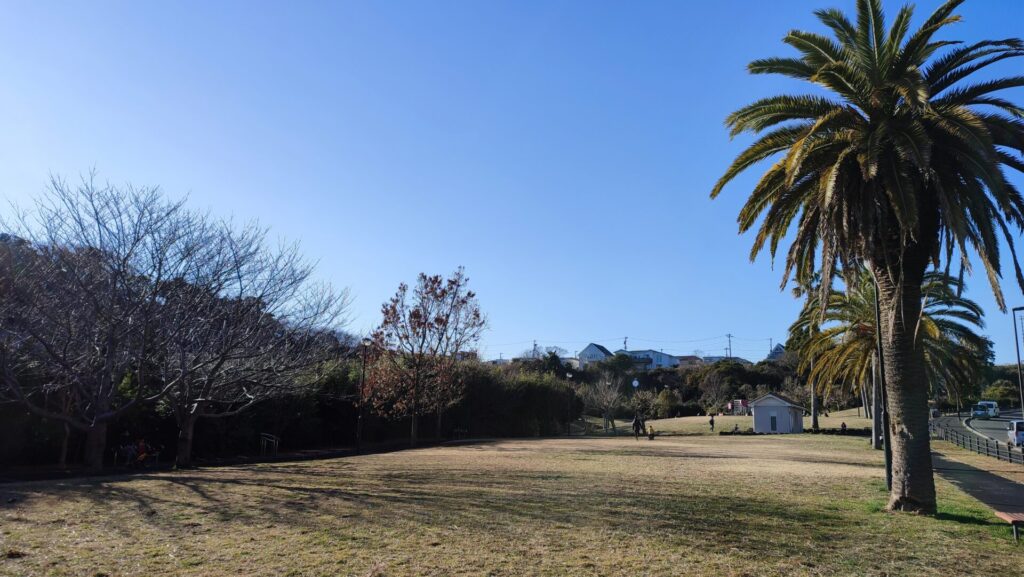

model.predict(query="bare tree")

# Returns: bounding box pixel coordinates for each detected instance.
[154,221,350,467]
[577,372,622,432]
[369,267,485,446]
[698,372,732,415]
[1,176,202,469]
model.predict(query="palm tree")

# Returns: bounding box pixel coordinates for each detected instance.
[713,0,1024,512]
[789,274,823,431]
[792,270,992,426]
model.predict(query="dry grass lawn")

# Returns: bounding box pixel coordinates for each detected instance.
[0,434,1017,576]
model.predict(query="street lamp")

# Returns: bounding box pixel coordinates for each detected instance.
[1013,307,1024,415]
[356,337,372,452]
[566,372,573,436]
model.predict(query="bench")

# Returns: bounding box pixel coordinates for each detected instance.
[994,511,1024,543]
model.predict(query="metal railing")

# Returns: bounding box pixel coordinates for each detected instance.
[260,433,280,457]
[930,422,1024,465]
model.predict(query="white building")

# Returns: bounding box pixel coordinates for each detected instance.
[750,393,805,434]
[579,343,613,368]
[614,349,680,370]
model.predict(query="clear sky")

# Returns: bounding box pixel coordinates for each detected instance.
[1,1,1022,363]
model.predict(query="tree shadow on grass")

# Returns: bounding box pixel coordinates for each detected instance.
[932,453,1024,515]
[8,447,1012,574]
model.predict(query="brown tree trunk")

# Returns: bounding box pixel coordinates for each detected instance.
[810,386,820,431]
[410,381,419,448]
[435,408,443,440]
[875,269,936,513]
[57,422,71,467]
[82,423,108,470]
[176,415,198,468]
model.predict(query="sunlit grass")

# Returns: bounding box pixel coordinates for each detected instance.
[0,435,1015,576]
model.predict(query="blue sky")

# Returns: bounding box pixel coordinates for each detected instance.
[1,1,1023,363]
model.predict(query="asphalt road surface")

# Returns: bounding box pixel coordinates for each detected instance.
[967,409,1022,443]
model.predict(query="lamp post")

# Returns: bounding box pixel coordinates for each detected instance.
[1013,307,1024,415]
[356,337,372,452]
[566,372,573,436]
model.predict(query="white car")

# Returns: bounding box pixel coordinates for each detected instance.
[1008,420,1024,448]
[970,404,990,419]
[977,400,1000,418]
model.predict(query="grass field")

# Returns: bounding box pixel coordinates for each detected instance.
[0,434,1017,576]
[596,407,873,435]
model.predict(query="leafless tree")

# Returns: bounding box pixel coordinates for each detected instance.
[154,222,350,466]
[0,176,206,468]
[0,175,350,469]
[577,372,622,432]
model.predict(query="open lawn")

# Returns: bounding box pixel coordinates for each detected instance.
[598,407,873,435]
[0,435,1017,577]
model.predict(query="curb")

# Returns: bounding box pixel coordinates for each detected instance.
[963,416,1001,443]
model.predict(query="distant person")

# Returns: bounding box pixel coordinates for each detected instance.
[709,415,715,432]
[632,415,642,440]
[840,422,847,434]
[135,438,149,466]
[733,423,740,433]
[647,425,656,440]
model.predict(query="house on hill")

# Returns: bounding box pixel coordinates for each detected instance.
[579,343,613,368]
[750,393,805,434]
[766,343,787,361]
[702,356,752,366]
[675,355,704,369]
[614,349,680,370]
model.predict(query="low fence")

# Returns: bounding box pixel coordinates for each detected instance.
[930,422,1024,465]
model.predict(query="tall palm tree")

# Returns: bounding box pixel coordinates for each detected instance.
[792,270,992,417]
[713,0,1024,512]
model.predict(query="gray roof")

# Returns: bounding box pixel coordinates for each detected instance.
[750,393,804,409]
[585,343,613,357]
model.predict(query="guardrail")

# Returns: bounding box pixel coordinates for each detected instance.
[930,422,1024,465]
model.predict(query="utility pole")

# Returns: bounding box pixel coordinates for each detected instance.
[532,340,538,359]
[1013,307,1024,414]
[726,333,733,358]
[623,336,628,351]
[769,337,773,355]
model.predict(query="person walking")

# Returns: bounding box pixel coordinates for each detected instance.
[632,415,642,440]
[709,414,715,432]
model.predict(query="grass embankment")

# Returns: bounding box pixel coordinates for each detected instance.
[0,434,1016,576]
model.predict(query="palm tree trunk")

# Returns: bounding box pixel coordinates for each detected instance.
[810,387,820,431]
[875,272,936,513]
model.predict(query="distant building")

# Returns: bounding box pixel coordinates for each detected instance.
[615,349,680,370]
[728,399,750,416]
[750,393,805,434]
[675,355,704,369]
[561,357,580,370]
[766,343,787,362]
[579,343,613,368]
[702,356,753,366]
[487,358,512,366]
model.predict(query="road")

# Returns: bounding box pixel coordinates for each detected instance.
[968,409,1021,443]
